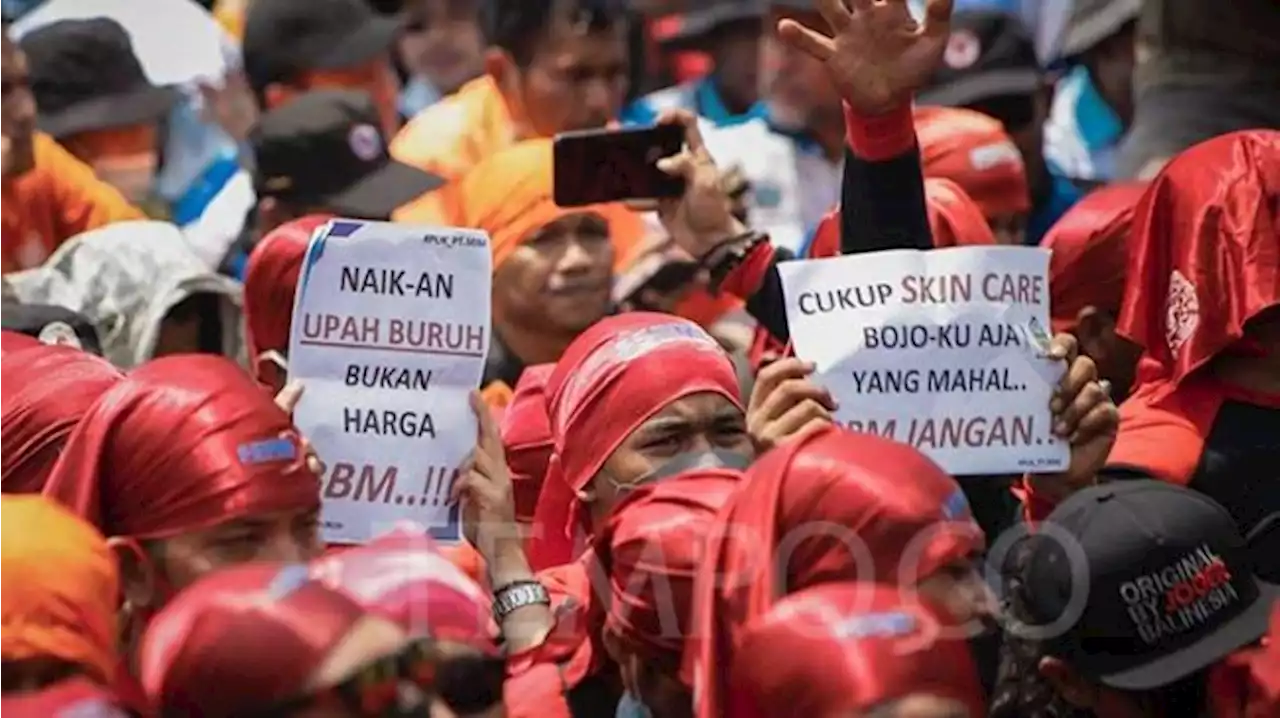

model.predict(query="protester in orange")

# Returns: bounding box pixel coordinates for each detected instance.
[1,495,119,694]
[1,344,123,493]
[914,105,1032,244]
[729,583,987,718]
[1042,182,1147,399]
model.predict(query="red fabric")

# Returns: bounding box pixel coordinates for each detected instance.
[844,102,916,162]
[596,469,743,680]
[528,313,742,570]
[1,677,128,717]
[1210,604,1280,718]
[727,583,985,718]
[41,355,321,539]
[1,345,122,493]
[688,426,984,718]
[243,215,330,374]
[1042,183,1147,333]
[719,241,776,300]
[500,364,555,524]
[0,330,41,355]
[1116,130,1280,385]
[509,557,600,689]
[139,562,365,718]
[914,106,1030,220]
[310,525,495,651]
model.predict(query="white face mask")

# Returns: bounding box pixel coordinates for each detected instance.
[92,153,158,203]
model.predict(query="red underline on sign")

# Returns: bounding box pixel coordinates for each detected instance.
[297,339,485,358]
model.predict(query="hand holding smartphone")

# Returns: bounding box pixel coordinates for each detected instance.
[552,124,687,207]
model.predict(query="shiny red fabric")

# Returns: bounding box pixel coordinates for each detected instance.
[1,345,122,493]
[727,583,986,718]
[528,313,742,570]
[1117,130,1280,385]
[1043,183,1147,333]
[915,106,1031,220]
[500,364,555,524]
[1210,603,1280,718]
[310,525,495,651]
[688,426,984,718]
[41,355,321,539]
[596,468,743,679]
[243,215,330,373]
[0,330,41,355]
[139,562,366,718]
[0,677,128,717]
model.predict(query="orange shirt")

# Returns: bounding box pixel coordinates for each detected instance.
[391,75,517,185]
[2,134,144,274]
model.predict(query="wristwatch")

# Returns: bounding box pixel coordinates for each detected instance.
[492,580,551,622]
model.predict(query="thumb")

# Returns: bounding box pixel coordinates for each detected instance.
[656,151,696,178]
[274,380,305,414]
[777,19,836,62]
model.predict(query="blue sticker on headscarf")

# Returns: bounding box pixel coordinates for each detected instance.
[833,611,917,639]
[266,564,311,599]
[237,437,298,465]
[942,487,971,520]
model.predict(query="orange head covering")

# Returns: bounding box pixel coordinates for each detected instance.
[41,355,321,541]
[727,583,986,718]
[595,468,743,678]
[688,426,984,718]
[500,364,555,524]
[243,214,331,380]
[454,138,646,271]
[1,495,119,685]
[914,106,1030,220]
[1042,183,1146,333]
[1117,130,1280,385]
[529,313,742,570]
[1,344,123,493]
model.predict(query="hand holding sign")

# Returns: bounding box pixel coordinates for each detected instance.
[455,391,517,551]
[653,109,748,260]
[778,0,954,115]
[1034,334,1119,501]
[273,380,323,475]
[747,358,838,452]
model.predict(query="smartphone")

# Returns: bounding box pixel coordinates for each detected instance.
[553,124,686,207]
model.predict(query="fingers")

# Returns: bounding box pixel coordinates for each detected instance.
[655,150,696,179]
[922,0,955,34]
[656,108,712,163]
[470,390,500,451]
[767,398,835,441]
[815,0,854,31]
[776,19,836,62]
[755,377,838,431]
[749,357,814,412]
[1056,379,1111,439]
[274,380,305,414]
[1047,332,1079,363]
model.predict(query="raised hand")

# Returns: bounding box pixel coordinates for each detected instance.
[778,0,955,114]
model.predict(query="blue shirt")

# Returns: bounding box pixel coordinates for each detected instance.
[622,76,764,128]
[1044,65,1126,182]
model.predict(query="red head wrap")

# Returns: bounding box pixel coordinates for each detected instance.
[727,583,986,718]
[688,425,983,718]
[1,345,122,493]
[0,330,41,355]
[139,562,370,718]
[1117,130,1280,385]
[915,106,1031,220]
[596,468,743,678]
[243,215,331,377]
[1,678,128,717]
[500,364,555,524]
[1043,183,1147,333]
[529,313,741,570]
[41,355,321,539]
[311,525,495,651]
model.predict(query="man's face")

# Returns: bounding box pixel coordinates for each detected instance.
[291,57,401,136]
[61,124,161,204]
[1,34,38,178]
[492,213,614,334]
[399,0,486,95]
[515,21,629,136]
[764,9,841,131]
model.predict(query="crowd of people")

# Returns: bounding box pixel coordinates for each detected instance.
[1,0,1278,716]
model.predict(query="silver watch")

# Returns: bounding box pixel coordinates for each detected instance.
[493,580,551,622]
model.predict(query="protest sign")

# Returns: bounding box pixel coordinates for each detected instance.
[288,220,491,543]
[780,246,1068,475]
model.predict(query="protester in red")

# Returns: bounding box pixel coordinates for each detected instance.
[499,363,556,527]
[729,583,987,718]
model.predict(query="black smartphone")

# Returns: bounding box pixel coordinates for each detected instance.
[553,124,686,207]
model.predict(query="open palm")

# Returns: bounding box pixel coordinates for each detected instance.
[778,0,955,115]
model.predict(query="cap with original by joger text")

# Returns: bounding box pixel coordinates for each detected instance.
[1018,480,1278,691]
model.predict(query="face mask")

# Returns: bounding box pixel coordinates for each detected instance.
[93,153,158,204]
[615,692,654,718]
[597,449,753,498]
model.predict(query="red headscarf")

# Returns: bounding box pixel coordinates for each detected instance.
[915,106,1031,220]
[0,330,41,355]
[310,525,495,651]
[1117,130,1280,385]
[139,562,370,718]
[1,345,122,493]
[688,426,984,718]
[243,215,330,379]
[528,313,742,570]
[727,582,986,718]
[596,468,742,679]
[1,678,128,717]
[1043,183,1147,333]
[501,364,555,524]
[41,355,321,539]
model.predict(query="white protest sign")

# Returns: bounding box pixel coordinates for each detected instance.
[288,220,491,544]
[780,246,1068,475]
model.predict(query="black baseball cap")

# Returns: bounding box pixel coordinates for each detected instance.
[661,0,765,48]
[250,89,444,219]
[1,302,103,356]
[1059,0,1141,59]
[1018,481,1278,691]
[20,17,179,139]
[242,0,400,97]
[916,10,1041,108]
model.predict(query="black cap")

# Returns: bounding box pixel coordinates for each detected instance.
[20,17,179,138]
[243,0,400,97]
[1018,481,1278,691]
[916,10,1041,108]
[250,89,444,219]
[660,0,765,48]
[1,302,103,356]
[1059,0,1141,58]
